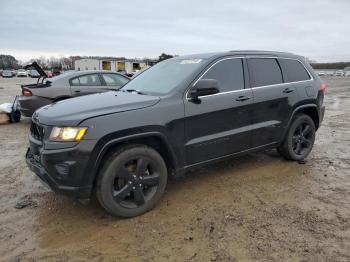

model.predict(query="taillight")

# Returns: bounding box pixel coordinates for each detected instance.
[22,89,32,97]
[320,83,326,94]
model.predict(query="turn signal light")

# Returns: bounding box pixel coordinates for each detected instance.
[320,83,326,94]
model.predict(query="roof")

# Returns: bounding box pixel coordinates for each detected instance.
[173,50,302,60]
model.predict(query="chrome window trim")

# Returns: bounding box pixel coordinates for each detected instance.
[185,56,314,100]
[185,56,245,100]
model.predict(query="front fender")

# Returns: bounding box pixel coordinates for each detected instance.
[84,130,179,190]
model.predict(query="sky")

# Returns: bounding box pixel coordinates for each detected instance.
[0,0,349,63]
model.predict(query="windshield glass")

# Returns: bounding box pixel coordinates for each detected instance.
[121,58,204,95]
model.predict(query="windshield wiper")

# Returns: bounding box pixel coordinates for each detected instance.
[124,89,146,95]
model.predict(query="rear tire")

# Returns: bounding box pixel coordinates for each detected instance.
[96,144,167,217]
[9,110,21,123]
[278,114,315,161]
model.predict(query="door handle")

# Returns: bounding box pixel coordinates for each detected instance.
[74,90,81,93]
[236,95,250,102]
[283,88,294,93]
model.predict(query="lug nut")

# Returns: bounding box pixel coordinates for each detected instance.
[128,181,132,184]
[139,184,142,187]
[132,187,136,190]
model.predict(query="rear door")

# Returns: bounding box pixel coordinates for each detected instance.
[247,57,299,147]
[70,73,104,96]
[184,57,253,166]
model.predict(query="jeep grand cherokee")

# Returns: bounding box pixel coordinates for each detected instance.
[26,51,326,217]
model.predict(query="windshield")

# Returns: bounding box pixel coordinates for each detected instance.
[121,58,204,95]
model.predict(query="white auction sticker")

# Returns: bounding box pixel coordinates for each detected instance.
[180,59,202,64]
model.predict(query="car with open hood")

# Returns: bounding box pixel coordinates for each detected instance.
[17,62,130,117]
[26,51,326,217]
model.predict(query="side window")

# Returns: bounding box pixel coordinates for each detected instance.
[279,59,311,82]
[71,74,101,86]
[202,58,244,92]
[248,58,283,87]
[102,73,129,86]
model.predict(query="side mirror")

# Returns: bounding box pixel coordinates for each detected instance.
[189,79,219,102]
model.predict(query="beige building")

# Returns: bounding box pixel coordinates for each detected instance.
[74,58,148,73]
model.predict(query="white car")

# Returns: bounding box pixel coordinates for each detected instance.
[344,71,350,76]
[16,69,28,77]
[317,71,326,76]
[334,70,344,76]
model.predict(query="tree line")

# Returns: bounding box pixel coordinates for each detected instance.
[310,62,350,70]
[0,53,175,70]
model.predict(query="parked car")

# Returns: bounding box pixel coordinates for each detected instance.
[2,70,14,78]
[334,70,344,76]
[26,51,325,217]
[28,69,40,78]
[17,69,28,77]
[345,71,350,76]
[317,71,325,76]
[17,62,130,117]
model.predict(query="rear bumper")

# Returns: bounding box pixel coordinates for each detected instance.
[17,95,52,117]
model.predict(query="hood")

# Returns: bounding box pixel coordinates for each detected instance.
[24,61,47,78]
[35,91,160,126]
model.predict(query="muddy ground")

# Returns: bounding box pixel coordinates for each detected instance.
[0,76,349,262]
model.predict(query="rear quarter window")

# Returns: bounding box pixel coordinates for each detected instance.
[248,58,283,87]
[279,59,311,82]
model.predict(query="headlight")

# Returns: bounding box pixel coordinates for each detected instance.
[49,127,88,142]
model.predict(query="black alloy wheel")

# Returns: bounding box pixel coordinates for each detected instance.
[96,145,167,217]
[278,114,316,161]
[292,122,313,156]
[112,156,161,208]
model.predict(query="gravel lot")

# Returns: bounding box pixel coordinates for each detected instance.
[0,76,349,261]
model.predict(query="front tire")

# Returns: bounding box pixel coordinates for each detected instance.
[278,114,316,161]
[96,144,167,217]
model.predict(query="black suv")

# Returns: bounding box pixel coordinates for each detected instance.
[26,51,326,217]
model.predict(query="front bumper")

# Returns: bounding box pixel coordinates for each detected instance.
[26,135,96,199]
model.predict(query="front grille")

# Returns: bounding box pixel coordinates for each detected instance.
[30,121,44,141]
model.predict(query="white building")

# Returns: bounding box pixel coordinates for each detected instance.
[74,58,148,73]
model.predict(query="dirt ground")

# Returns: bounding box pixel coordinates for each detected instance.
[0,76,349,262]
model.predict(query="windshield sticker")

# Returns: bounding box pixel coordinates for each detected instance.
[180,59,202,64]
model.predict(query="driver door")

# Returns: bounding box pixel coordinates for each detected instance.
[184,58,253,166]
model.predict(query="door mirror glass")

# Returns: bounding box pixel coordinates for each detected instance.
[189,79,219,100]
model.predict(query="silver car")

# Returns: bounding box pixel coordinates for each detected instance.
[17,69,28,77]
[2,70,13,78]
[18,62,130,117]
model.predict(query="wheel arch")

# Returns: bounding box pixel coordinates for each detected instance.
[89,132,179,193]
[280,104,319,144]
[291,104,319,130]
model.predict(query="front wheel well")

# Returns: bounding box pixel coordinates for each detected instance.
[94,135,176,188]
